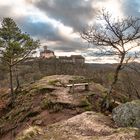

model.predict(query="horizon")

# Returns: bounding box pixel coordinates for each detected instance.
[0,0,140,63]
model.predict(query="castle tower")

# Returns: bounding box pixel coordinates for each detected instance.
[40,46,55,59]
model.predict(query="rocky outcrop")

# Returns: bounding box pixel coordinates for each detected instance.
[112,100,140,128]
[16,111,140,140]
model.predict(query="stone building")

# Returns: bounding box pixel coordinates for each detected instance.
[71,55,85,64]
[40,46,55,58]
[59,56,73,63]
[59,55,85,64]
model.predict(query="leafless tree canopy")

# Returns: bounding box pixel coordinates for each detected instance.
[81,11,140,57]
[81,11,140,108]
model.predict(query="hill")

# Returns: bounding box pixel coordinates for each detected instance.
[0,75,139,140]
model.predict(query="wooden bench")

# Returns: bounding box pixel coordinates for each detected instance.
[66,83,89,93]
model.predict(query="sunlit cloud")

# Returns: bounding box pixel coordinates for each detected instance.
[92,0,123,18]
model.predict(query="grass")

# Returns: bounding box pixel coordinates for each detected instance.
[48,79,61,86]
[40,99,63,112]
[16,126,43,140]
[79,97,92,111]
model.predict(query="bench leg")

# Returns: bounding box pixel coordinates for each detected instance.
[69,85,74,93]
[85,85,89,91]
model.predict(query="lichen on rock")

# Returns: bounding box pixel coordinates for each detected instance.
[112,100,140,128]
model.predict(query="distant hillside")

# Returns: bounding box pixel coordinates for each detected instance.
[0,59,140,100]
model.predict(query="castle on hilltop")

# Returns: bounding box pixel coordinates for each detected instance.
[39,46,85,64]
[40,46,56,59]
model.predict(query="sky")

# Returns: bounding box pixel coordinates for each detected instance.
[0,0,140,63]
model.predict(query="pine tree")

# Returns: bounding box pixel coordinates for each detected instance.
[0,18,40,105]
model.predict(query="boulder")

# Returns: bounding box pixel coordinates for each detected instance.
[112,100,140,128]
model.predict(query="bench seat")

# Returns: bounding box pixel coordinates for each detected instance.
[66,83,89,93]
[66,83,89,87]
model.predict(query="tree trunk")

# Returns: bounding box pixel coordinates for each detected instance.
[108,54,125,95]
[9,65,14,105]
[15,65,20,92]
[101,53,125,110]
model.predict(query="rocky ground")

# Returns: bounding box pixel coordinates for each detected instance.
[0,75,139,140]
[16,111,139,140]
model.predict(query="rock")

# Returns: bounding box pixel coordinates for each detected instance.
[112,100,140,128]
[15,111,139,140]
[43,111,139,140]
[34,120,43,125]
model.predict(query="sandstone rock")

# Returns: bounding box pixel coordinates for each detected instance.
[112,100,140,128]
[15,111,139,140]
[43,111,139,140]
[34,120,43,125]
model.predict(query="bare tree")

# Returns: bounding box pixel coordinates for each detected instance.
[81,11,140,109]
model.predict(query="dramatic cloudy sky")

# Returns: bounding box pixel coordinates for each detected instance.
[0,0,140,63]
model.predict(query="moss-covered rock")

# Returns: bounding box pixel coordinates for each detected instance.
[79,97,92,111]
[112,100,140,128]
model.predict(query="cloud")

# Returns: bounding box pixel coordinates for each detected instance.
[16,17,61,41]
[50,38,87,52]
[0,5,13,19]
[121,0,140,17]
[14,15,87,52]
[34,0,97,32]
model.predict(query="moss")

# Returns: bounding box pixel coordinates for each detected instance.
[40,99,63,112]
[40,99,53,109]
[86,94,103,112]
[69,76,87,84]
[4,106,30,121]
[16,126,43,140]
[121,96,130,103]
[48,79,61,86]
[131,100,140,105]
[114,127,140,139]
[37,88,55,94]
[116,127,138,133]
[135,129,140,139]
[23,86,55,98]
[26,111,39,118]
[80,97,92,111]
[94,84,107,93]
[41,97,76,112]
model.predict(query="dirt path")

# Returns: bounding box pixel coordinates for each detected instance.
[51,87,79,105]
